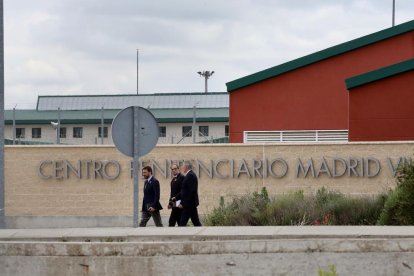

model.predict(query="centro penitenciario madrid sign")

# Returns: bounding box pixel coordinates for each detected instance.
[37,156,412,180]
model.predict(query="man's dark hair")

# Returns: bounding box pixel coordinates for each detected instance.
[142,166,152,174]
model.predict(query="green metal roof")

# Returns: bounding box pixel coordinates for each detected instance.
[37,92,228,110]
[4,108,229,125]
[345,58,414,90]
[226,20,414,92]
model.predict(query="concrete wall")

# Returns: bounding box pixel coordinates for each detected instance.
[1,226,414,275]
[4,142,414,227]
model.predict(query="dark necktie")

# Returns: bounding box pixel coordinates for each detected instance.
[144,180,148,190]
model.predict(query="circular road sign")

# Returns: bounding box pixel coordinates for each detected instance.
[111,106,159,157]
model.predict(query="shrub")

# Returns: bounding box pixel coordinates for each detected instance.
[203,187,270,226]
[264,191,310,225]
[203,187,387,226]
[378,161,414,225]
[326,195,386,225]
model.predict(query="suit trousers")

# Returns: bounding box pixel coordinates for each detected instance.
[179,206,202,227]
[139,210,163,227]
[168,208,182,227]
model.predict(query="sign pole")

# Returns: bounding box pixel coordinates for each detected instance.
[111,106,159,228]
[0,0,5,229]
[133,106,140,227]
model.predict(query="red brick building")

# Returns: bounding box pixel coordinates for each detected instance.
[226,20,414,143]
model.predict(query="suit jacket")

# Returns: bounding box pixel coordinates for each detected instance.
[142,176,163,211]
[176,170,199,208]
[170,173,184,199]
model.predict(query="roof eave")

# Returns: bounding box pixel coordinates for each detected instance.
[226,20,414,92]
[345,58,414,90]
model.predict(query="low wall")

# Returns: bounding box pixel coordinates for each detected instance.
[1,226,414,275]
[4,142,414,227]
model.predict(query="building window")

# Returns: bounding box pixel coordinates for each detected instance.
[73,127,83,138]
[32,128,41,138]
[16,128,25,138]
[159,126,166,137]
[199,126,209,137]
[98,127,108,138]
[60,127,67,138]
[225,125,229,137]
[182,126,192,137]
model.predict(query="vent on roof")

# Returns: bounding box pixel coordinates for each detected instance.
[243,130,348,143]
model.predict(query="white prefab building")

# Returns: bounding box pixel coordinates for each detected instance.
[5,93,229,145]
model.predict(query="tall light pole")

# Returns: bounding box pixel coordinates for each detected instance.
[136,49,139,94]
[392,0,396,27]
[197,71,214,93]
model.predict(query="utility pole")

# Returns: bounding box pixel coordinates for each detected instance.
[197,71,214,93]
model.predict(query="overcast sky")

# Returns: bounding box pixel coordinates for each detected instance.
[4,0,414,109]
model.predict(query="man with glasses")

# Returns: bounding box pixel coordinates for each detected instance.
[168,163,184,226]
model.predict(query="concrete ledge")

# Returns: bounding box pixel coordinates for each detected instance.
[1,238,414,256]
[1,226,414,242]
[1,226,414,275]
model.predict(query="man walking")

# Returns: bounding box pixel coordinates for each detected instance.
[168,163,184,227]
[139,166,163,227]
[176,161,202,227]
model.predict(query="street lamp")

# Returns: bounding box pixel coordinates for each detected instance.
[197,71,214,93]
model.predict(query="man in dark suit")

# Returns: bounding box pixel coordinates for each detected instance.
[139,166,163,227]
[175,161,202,227]
[168,163,184,227]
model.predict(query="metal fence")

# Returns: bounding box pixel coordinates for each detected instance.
[5,135,229,145]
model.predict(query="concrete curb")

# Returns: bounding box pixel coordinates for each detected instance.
[1,226,414,242]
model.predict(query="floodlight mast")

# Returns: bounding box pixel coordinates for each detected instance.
[392,0,396,27]
[197,71,214,93]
